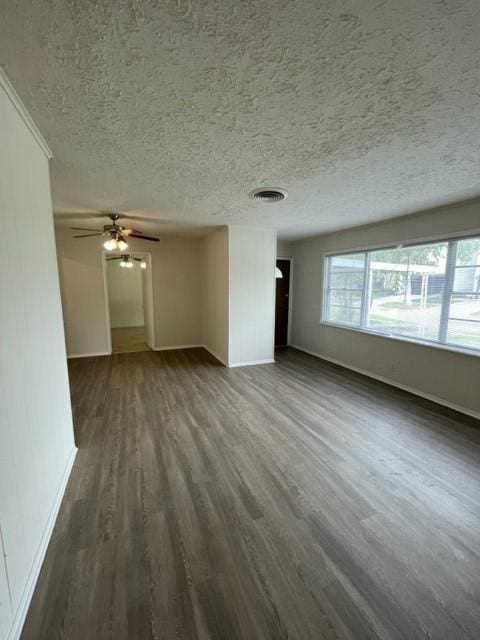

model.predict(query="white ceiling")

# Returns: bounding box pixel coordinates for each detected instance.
[1,1,479,240]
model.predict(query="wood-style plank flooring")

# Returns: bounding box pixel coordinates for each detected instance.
[21,348,480,639]
[111,326,150,354]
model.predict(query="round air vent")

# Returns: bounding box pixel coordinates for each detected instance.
[249,187,288,203]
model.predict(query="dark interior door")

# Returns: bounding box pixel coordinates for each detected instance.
[275,259,290,347]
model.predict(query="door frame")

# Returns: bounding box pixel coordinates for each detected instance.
[276,256,294,346]
[101,250,156,353]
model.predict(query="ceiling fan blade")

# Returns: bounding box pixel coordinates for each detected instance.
[73,233,104,238]
[70,227,102,232]
[122,228,144,235]
[106,256,123,261]
[127,232,160,242]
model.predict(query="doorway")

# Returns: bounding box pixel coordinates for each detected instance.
[102,252,155,354]
[275,258,292,347]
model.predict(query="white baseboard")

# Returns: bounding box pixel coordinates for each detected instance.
[153,344,203,351]
[290,344,480,421]
[228,358,275,368]
[7,446,77,640]
[67,351,109,359]
[110,324,144,329]
[202,345,275,368]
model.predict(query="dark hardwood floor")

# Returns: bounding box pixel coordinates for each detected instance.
[21,347,480,639]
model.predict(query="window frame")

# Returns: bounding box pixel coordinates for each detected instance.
[320,231,480,357]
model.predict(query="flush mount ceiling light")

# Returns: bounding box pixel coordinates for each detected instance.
[249,187,288,203]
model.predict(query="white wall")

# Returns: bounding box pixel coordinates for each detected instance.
[0,547,9,640]
[228,227,276,366]
[290,199,480,417]
[56,231,203,355]
[107,260,144,328]
[202,228,229,365]
[0,70,76,639]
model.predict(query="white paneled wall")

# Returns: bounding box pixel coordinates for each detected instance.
[0,70,76,639]
[228,227,276,366]
[0,530,11,640]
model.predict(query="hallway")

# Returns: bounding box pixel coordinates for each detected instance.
[111,326,150,354]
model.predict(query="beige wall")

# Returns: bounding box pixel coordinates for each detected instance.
[56,230,203,355]
[290,199,480,417]
[153,236,203,349]
[277,239,293,257]
[57,225,277,365]
[202,228,229,365]
[56,229,109,356]
[107,260,144,328]
[0,70,75,638]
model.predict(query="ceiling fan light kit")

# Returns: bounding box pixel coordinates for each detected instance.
[103,237,118,251]
[72,213,160,250]
[103,232,129,251]
[107,254,146,269]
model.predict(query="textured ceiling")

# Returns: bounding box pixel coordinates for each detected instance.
[1,0,479,239]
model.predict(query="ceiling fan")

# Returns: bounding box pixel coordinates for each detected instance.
[106,254,146,269]
[71,213,160,251]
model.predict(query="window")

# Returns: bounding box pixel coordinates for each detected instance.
[325,253,366,326]
[323,235,480,353]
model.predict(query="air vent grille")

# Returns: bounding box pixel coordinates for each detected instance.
[250,188,287,203]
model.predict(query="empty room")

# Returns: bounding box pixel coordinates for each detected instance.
[1,2,480,639]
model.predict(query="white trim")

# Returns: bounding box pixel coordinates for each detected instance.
[110,323,145,329]
[153,344,203,351]
[0,66,53,160]
[319,320,480,358]
[101,251,113,355]
[277,256,294,345]
[101,251,155,355]
[67,345,205,358]
[228,358,275,368]
[67,351,110,359]
[202,346,275,368]
[143,254,155,350]
[7,447,77,640]
[290,344,480,421]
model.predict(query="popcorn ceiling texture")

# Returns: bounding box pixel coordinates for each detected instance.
[0,0,479,239]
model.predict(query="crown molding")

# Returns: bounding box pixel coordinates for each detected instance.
[0,66,53,159]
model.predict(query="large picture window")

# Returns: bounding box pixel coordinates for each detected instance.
[323,235,480,353]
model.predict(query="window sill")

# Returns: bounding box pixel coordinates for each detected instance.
[319,321,480,358]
